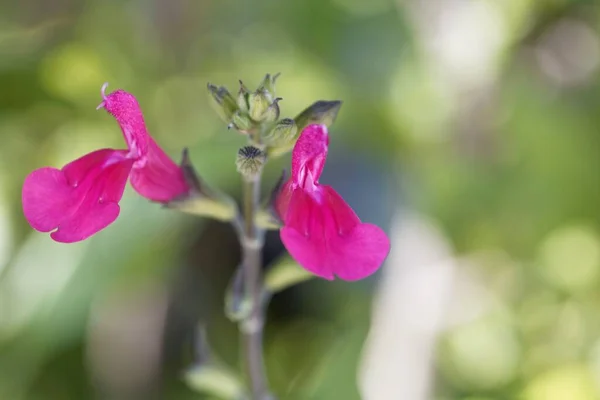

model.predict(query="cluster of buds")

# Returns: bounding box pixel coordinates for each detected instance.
[207,74,342,161]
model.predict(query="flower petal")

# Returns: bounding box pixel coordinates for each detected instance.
[279,185,390,281]
[23,167,76,233]
[322,185,360,235]
[326,223,390,281]
[22,149,133,243]
[291,124,329,187]
[274,179,294,222]
[281,226,334,280]
[321,186,390,279]
[129,137,189,202]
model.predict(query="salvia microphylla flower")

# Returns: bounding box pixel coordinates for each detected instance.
[21,84,189,243]
[275,124,390,281]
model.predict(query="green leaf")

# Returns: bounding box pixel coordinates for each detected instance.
[254,209,281,230]
[264,257,314,294]
[165,195,237,221]
[184,364,246,400]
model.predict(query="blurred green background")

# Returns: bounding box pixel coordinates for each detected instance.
[2,0,600,399]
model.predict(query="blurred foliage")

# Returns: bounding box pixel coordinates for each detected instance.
[1,0,600,399]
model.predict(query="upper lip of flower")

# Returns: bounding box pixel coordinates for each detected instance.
[95,82,143,161]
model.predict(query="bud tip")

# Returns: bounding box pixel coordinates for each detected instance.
[236,146,267,179]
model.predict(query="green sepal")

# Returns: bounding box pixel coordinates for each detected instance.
[294,100,342,132]
[164,149,238,221]
[264,118,298,158]
[207,83,238,123]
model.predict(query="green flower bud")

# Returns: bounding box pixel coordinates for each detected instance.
[258,73,280,96]
[237,80,250,113]
[294,100,342,131]
[261,97,282,123]
[236,146,267,179]
[207,83,237,122]
[228,111,254,133]
[264,118,297,148]
[248,89,271,121]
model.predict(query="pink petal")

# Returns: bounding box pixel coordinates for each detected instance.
[22,149,133,243]
[129,137,189,202]
[291,124,329,187]
[326,223,390,281]
[274,179,294,222]
[322,185,360,234]
[281,226,334,279]
[99,87,149,158]
[280,185,390,281]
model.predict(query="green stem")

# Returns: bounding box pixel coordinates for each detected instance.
[240,174,271,400]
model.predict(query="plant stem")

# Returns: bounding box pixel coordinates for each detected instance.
[240,174,271,400]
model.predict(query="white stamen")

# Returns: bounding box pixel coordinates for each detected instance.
[96,82,109,110]
[100,82,109,99]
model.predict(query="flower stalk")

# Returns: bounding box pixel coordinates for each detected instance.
[239,172,271,400]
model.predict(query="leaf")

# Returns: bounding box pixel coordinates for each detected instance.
[184,363,246,400]
[166,195,237,221]
[254,209,281,230]
[264,257,314,294]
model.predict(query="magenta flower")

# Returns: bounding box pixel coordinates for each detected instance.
[22,84,189,243]
[275,124,390,281]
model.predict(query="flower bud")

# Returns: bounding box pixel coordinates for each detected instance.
[207,83,237,122]
[228,111,254,133]
[248,89,271,121]
[258,72,280,100]
[261,97,282,123]
[294,100,342,131]
[264,118,297,149]
[236,146,266,180]
[237,80,250,113]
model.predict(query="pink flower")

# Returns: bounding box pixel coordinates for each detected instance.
[22,83,189,243]
[275,124,390,281]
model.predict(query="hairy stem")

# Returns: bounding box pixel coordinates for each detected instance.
[240,174,270,400]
